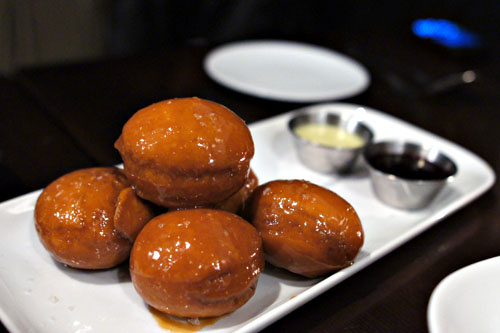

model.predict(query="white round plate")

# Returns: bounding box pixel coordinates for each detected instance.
[204,40,370,102]
[428,256,500,333]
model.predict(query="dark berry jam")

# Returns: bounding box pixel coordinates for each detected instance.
[368,153,452,180]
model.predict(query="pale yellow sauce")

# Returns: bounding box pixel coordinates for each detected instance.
[294,123,364,148]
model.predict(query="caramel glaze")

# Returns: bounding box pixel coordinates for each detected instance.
[130,209,264,318]
[115,97,254,209]
[34,167,154,269]
[245,180,364,278]
[149,306,222,332]
[114,187,156,241]
[214,169,258,214]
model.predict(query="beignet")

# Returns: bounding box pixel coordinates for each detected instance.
[130,209,264,318]
[114,187,156,241]
[34,167,154,269]
[115,97,254,209]
[245,180,364,278]
[215,169,258,214]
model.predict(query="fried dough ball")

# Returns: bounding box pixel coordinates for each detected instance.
[34,167,154,269]
[130,209,265,318]
[245,180,364,278]
[114,187,156,241]
[115,97,254,209]
[215,169,258,214]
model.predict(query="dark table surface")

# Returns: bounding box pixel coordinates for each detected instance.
[1,26,499,332]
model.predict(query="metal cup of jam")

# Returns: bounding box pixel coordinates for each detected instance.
[363,141,457,210]
[288,112,373,173]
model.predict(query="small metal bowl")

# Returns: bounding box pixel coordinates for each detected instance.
[363,141,458,210]
[288,112,374,173]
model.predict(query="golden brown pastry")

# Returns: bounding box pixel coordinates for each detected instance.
[130,209,264,318]
[114,187,156,241]
[34,167,154,269]
[115,97,254,209]
[245,180,364,278]
[215,169,258,214]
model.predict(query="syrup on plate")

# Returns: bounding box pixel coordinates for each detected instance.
[149,306,222,332]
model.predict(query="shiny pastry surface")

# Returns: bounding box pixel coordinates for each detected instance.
[245,179,364,278]
[130,209,264,318]
[35,167,130,269]
[114,187,156,241]
[215,169,258,214]
[115,97,254,208]
[35,167,154,269]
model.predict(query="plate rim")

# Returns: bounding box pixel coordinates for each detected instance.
[238,102,496,332]
[203,40,371,103]
[427,255,500,333]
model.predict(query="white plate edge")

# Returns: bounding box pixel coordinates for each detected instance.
[237,102,496,331]
[203,40,371,102]
[427,255,500,333]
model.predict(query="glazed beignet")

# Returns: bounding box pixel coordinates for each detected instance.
[34,167,154,269]
[130,209,264,318]
[215,169,258,214]
[115,97,254,209]
[245,180,364,278]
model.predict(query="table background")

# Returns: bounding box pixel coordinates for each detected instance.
[1,1,499,331]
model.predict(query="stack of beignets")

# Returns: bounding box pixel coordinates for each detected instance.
[34,96,365,321]
[34,167,154,269]
[34,97,263,318]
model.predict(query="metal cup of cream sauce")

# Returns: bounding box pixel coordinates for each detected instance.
[288,112,373,173]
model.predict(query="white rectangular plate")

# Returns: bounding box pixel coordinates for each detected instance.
[0,103,495,332]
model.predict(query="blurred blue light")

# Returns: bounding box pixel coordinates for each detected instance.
[412,18,481,49]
